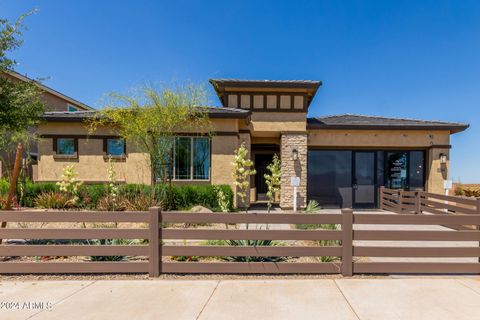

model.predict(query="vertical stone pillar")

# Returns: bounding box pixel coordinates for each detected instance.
[280,132,307,209]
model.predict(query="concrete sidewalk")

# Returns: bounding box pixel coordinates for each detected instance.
[1,278,480,320]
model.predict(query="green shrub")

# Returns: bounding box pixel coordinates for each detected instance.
[84,184,107,208]
[0,179,9,194]
[5,180,233,211]
[20,182,59,207]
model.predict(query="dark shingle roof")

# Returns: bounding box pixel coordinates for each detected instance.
[307,114,469,133]
[42,106,250,122]
[209,78,321,89]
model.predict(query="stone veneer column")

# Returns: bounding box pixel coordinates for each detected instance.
[280,133,307,209]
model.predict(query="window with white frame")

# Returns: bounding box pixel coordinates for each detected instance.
[160,136,210,181]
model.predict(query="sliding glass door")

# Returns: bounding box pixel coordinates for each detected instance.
[307,149,425,208]
[353,151,376,208]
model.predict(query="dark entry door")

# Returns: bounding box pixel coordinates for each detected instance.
[255,154,274,199]
[353,151,376,208]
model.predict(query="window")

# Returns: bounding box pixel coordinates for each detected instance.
[159,136,210,181]
[174,137,191,179]
[193,137,210,180]
[106,138,125,156]
[57,138,76,155]
[307,150,352,208]
[409,151,425,190]
[67,104,79,112]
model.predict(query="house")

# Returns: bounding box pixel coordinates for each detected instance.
[35,78,468,209]
[0,70,93,177]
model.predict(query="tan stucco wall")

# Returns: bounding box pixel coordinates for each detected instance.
[308,129,450,147]
[250,112,306,135]
[36,120,239,187]
[37,123,151,184]
[427,148,450,194]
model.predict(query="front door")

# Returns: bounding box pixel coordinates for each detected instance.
[255,154,274,201]
[353,151,376,208]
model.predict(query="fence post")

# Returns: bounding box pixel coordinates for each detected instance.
[398,190,404,214]
[379,186,385,211]
[341,208,353,277]
[149,207,161,277]
[414,191,421,214]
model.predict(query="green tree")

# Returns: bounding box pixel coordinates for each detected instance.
[87,84,212,207]
[264,153,281,213]
[0,11,45,216]
[231,143,256,211]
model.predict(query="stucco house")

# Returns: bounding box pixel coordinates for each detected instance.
[33,78,468,209]
[0,70,93,177]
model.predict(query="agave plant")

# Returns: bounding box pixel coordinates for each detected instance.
[222,239,286,262]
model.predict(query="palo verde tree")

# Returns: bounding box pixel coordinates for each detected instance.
[231,142,256,212]
[264,153,281,213]
[0,11,45,214]
[87,84,212,207]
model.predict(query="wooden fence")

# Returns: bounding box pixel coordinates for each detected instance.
[0,207,479,275]
[0,210,154,275]
[379,186,480,217]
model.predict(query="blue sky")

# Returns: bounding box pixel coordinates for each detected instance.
[1,0,479,182]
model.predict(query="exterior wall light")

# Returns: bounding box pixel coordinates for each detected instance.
[439,153,447,164]
[291,146,298,161]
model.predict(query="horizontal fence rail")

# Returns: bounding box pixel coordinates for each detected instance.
[0,209,157,276]
[160,211,349,275]
[0,206,479,276]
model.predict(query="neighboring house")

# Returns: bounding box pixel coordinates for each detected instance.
[0,70,93,178]
[35,78,468,209]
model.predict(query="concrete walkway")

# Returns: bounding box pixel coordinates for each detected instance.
[1,278,480,320]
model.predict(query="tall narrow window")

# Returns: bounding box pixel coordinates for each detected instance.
[193,137,210,180]
[174,137,191,180]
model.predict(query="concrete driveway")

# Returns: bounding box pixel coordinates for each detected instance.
[1,277,480,320]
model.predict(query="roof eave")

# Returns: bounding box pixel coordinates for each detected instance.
[306,123,470,133]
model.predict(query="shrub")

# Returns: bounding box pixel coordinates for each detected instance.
[123,193,159,211]
[0,179,9,194]
[158,184,233,211]
[84,184,107,207]
[19,181,58,207]
[96,195,127,211]
[5,180,233,211]
[0,194,7,209]
[34,192,69,209]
